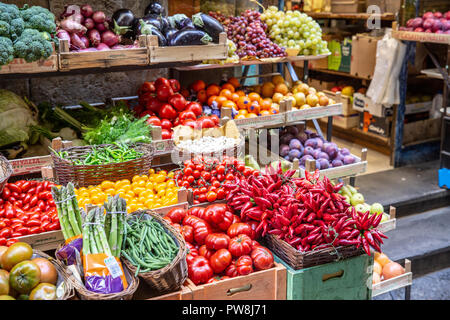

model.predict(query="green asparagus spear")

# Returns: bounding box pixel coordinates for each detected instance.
[68,183,83,233]
[51,187,69,240]
[65,183,82,236]
[96,206,112,256]
[108,196,118,257]
[82,208,92,255]
[60,187,75,239]
[104,196,112,241]
[115,197,126,257]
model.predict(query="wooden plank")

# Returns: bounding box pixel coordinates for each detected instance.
[377,206,397,233]
[149,33,228,64]
[392,22,450,45]
[10,156,52,176]
[16,230,64,251]
[285,103,344,123]
[58,36,149,71]
[0,55,58,74]
[305,11,395,20]
[371,259,413,297]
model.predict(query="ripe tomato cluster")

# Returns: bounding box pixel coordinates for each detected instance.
[174,156,259,204]
[164,203,274,285]
[0,180,59,246]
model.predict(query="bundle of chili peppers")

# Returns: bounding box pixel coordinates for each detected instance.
[224,164,387,256]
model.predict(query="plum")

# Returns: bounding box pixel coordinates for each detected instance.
[304,129,313,136]
[340,148,351,156]
[423,12,435,20]
[296,132,308,144]
[335,153,345,162]
[311,149,322,159]
[318,152,329,160]
[317,158,329,169]
[325,144,338,159]
[315,138,324,149]
[304,138,317,148]
[406,18,414,28]
[280,144,290,157]
[299,155,314,166]
[288,149,301,160]
[289,139,302,150]
[343,155,356,165]
[304,146,315,156]
[434,11,443,19]
[280,133,294,145]
[321,142,331,152]
[441,20,450,31]
[331,159,343,167]
[287,126,299,136]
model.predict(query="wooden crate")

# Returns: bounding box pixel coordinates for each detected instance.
[320,114,360,129]
[331,0,366,13]
[15,230,64,251]
[220,107,285,129]
[58,36,149,71]
[284,100,344,123]
[184,262,286,300]
[133,279,194,300]
[148,33,228,64]
[371,259,412,297]
[275,253,373,300]
[323,90,356,116]
[392,22,450,45]
[0,55,58,74]
[378,206,397,233]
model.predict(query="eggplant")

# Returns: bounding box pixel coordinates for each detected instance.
[169,29,212,46]
[145,1,165,16]
[168,14,189,29]
[164,27,178,42]
[141,13,162,31]
[159,15,170,33]
[178,17,194,30]
[192,13,224,43]
[112,9,136,39]
[139,20,167,46]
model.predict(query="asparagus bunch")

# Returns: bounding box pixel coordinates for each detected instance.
[51,182,83,240]
[104,195,127,258]
[82,206,112,256]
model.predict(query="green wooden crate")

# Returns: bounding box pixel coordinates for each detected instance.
[274,253,373,300]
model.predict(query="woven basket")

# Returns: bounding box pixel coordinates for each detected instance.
[51,143,153,187]
[171,138,245,164]
[264,233,364,270]
[0,155,12,194]
[32,250,75,300]
[122,209,188,294]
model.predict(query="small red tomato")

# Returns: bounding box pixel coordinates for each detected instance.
[140,81,156,93]
[179,110,197,122]
[161,129,172,140]
[206,191,217,202]
[146,116,162,127]
[169,79,180,92]
[168,93,187,112]
[155,77,170,88]
[160,119,172,131]
[159,103,178,120]
[186,102,203,117]
[190,80,206,92]
[236,255,253,276]
[156,85,174,102]
[198,244,215,260]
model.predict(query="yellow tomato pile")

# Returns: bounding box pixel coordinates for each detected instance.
[74,169,179,213]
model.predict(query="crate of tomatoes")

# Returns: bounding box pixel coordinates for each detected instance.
[0,180,63,250]
[162,203,286,300]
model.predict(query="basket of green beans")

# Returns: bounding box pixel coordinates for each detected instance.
[121,209,188,293]
[50,142,153,188]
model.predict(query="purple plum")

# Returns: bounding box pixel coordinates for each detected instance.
[311,149,322,159]
[331,159,343,167]
[340,148,351,156]
[315,138,324,149]
[296,132,308,144]
[343,155,356,165]
[289,139,302,150]
[288,149,301,160]
[318,158,329,169]
[280,144,290,157]
[300,155,314,166]
[318,152,329,160]
[325,144,339,159]
[304,138,318,149]
[335,153,345,162]
[280,133,294,145]
[287,126,299,136]
[304,146,314,156]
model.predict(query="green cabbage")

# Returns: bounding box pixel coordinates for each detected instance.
[0,89,37,148]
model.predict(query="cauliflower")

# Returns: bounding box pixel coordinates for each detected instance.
[20,4,56,34]
[0,36,13,65]
[13,28,53,62]
[0,3,24,40]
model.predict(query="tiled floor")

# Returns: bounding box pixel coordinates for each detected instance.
[331,136,393,175]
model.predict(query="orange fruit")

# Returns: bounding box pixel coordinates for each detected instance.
[375,253,391,268]
[237,96,251,110]
[215,96,228,108]
[206,84,220,97]
[373,261,382,275]
[261,82,275,98]
[235,90,245,97]
[230,92,240,102]
[219,89,233,100]
[208,95,218,106]
[260,110,271,116]
[270,108,279,114]
[272,92,284,104]
[274,83,289,95]
[238,109,248,115]
[197,89,207,103]
[248,92,261,102]
[251,85,261,95]
[221,83,235,92]
[235,114,246,119]
[260,98,272,110]
[228,77,240,89]
[272,75,285,85]
[246,113,258,118]
[222,100,237,109]
[247,101,260,114]
[190,79,206,92]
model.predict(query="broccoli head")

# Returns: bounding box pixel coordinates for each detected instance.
[0,3,20,21]
[0,36,14,65]
[0,3,24,39]
[20,5,56,34]
[13,29,52,63]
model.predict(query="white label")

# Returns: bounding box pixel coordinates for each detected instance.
[104,256,123,279]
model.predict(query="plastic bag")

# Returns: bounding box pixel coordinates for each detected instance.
[83,253,128,294]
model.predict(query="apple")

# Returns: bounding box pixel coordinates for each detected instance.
[370,203,384,215]
[423,18,434,29]
[350,193,365,206]
[343,195,351,204]
[381,213,389,223]
[293,92,306,106]
[434,11,443,19]
[354,203,366,213]
[422,12,435,20]
[347,185,358,195]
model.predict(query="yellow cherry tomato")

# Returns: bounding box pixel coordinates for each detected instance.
[128,204,138,213]
[166,180,176,188]
[153,174,166,184]
[132,186,146,196]
[149,168,155,175]
[100,181,115,190]
[167,171,175,178]
[126,190,136,199]
[115,179,131,189]
[104,188,116,195]
[78,187,88,193]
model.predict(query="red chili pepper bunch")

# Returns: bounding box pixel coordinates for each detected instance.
[174,156,259,204]
[0,180,59,246]
[163,204,274,285]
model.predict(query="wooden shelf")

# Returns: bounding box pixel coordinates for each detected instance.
[309,68,372,80]
[391,22,450,45]
[304,12,396,21]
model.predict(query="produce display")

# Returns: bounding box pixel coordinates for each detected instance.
[75,169,179,212]
[0,180,58,245]
[280,127,360,170]
[0,3,56,66]
[0,242,60,300]
[372,252,405,284]
[163,204,275,285]
[402,11,450,34]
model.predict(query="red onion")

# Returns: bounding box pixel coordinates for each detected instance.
[60,18,87,34]
[434,11,443,19]
[92,11,106,24]
[95,21,109,32]
[56,29,71,45]
[101,30,119,47]
[87,29,101,46]
[84,18,95,30]
[81,4,93,18]
[96,43,110,51]
[80,35,89,48]
[422,12,435,20]
[70,33,87,50]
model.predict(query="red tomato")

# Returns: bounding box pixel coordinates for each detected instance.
[186,244,199,265]
[161,129,172,140]
[197,117,215,129]
[7,183,21,194]
[179,110,196,122]
[190,80,206,92]
[140,81,156,93]
[188,256,213,285]
[182,225,194,244]
[236,255,253,276]
[182,215,212,245]
[206,204,234,231]
[205,233,230,250]
[155,77,170,88]
[206,191,217,202]
[198,244,214,260]
[186,102,202,117]
[251,246,274,271]
[169,79,180,92]
[160,119,172,131]
[227,223,256,240]
[145,96,164,113]
[207,275,230,283]
[166,208,186,224]
[159,103,178,120]
[216,188,226,200]
[228,234,253,257]
[224,260,238,277]
[168,93,187,112]
[209,248,232,274]
[156,85,174,102]
[145,116,161,127]
[209,115,220,126]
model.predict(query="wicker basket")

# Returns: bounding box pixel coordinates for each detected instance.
[32,250,75,300]
[0,155,12,194]
[60,255,140,300]
[51,143,153,187]
[122,209,188,294]
[171,139,245,164]
[264,233,365,270]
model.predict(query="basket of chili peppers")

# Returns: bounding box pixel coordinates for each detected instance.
[225,166,387,270]
[50,142,153,188]
[0,154,12,194]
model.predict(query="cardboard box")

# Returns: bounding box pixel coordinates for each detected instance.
[405,101,433,115]
[353,92,393,118]
[350,34,381,80]
[331,0,366,13]
[359,111,392,137]
[308,79,339,91]
[308,57,328,70]
[328,38,352,73]
[321,114,360,129]
[365,0,401,13]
